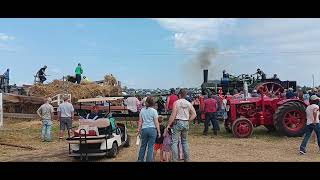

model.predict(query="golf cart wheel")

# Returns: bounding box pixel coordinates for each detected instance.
[124,135,130,148]
[108,142,118,158]
[273,101,306,137]
[232,118,253,138]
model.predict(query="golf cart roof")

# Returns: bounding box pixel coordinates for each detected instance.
[77,97,124,103]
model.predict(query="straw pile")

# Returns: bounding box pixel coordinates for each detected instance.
[104,74,118,86]
[28,74,122,103]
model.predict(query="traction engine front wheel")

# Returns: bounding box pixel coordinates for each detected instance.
[232,118,254,138]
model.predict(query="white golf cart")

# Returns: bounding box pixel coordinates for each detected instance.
[66,97,130,160]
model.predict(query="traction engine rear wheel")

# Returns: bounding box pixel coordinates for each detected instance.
[273,101,306,137]
[255,82,284,98]
[232,118,253,138]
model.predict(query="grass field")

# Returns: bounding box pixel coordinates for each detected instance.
[1,118,320,162]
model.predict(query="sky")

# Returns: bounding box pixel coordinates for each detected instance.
[1,18,320,89]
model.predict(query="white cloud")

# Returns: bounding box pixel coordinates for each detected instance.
[153,18,236,51]
[0,33,15,41]
[155,18,320,87]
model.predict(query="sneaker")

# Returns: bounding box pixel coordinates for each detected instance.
[299,150,306,155]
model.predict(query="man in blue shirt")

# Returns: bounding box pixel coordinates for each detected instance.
[286,88,296,99]
[86,106,103,120]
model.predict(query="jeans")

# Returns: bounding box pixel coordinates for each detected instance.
[204,112,220,133]
[76,74,81,84]
[138,127,157,162]
[41,119,52,141]
[172,120,190,162]
[300,123,320,152]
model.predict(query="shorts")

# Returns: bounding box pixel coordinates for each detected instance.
[154,143,163,151]
[128,110,138,117]
[60,117,72,131]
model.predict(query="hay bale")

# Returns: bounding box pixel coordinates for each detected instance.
[28,74,122,103]
[104,74,118,86]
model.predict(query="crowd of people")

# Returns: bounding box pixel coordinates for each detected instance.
[136,89,197,162]
[35,79,320,160]
[133,87,232,162]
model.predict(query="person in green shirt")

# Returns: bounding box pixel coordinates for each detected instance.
[75,63,83,84]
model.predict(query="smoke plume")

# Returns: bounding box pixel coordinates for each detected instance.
[197,47,217,69]
[181,46,221,87]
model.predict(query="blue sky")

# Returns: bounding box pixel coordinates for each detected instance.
[1,18,320,88]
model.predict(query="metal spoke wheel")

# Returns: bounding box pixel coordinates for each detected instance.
[255,82,284,98]
[232,118,254,138]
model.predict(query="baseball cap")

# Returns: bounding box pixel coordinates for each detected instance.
[310,95,320,101]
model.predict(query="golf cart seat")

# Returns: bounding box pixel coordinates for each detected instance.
[78,118,110,128]
[74,118,111,136]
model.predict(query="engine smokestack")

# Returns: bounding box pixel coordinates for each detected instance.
[203,69,208,83]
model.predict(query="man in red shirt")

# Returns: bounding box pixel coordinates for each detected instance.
[166,88,179,113]
[203,92,219,136]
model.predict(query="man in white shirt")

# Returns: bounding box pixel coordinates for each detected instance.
[57,96,74,139]
[124,94,140,117]
[166,89,196,162]
[300,95,320,154]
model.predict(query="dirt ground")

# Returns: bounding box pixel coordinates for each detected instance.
[1,118,320,162]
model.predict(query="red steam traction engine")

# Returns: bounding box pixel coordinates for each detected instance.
[225,82,307,138]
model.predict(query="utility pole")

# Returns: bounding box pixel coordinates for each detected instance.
[312,74,315,88]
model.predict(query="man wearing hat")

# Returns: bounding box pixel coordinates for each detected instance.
[75,63,83,84]
[256,68,266,80]
[37,65,47,84]
[251,89,260,97]
[286,87,296,99]
[57,96,74,139]
[299,95,320,154]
